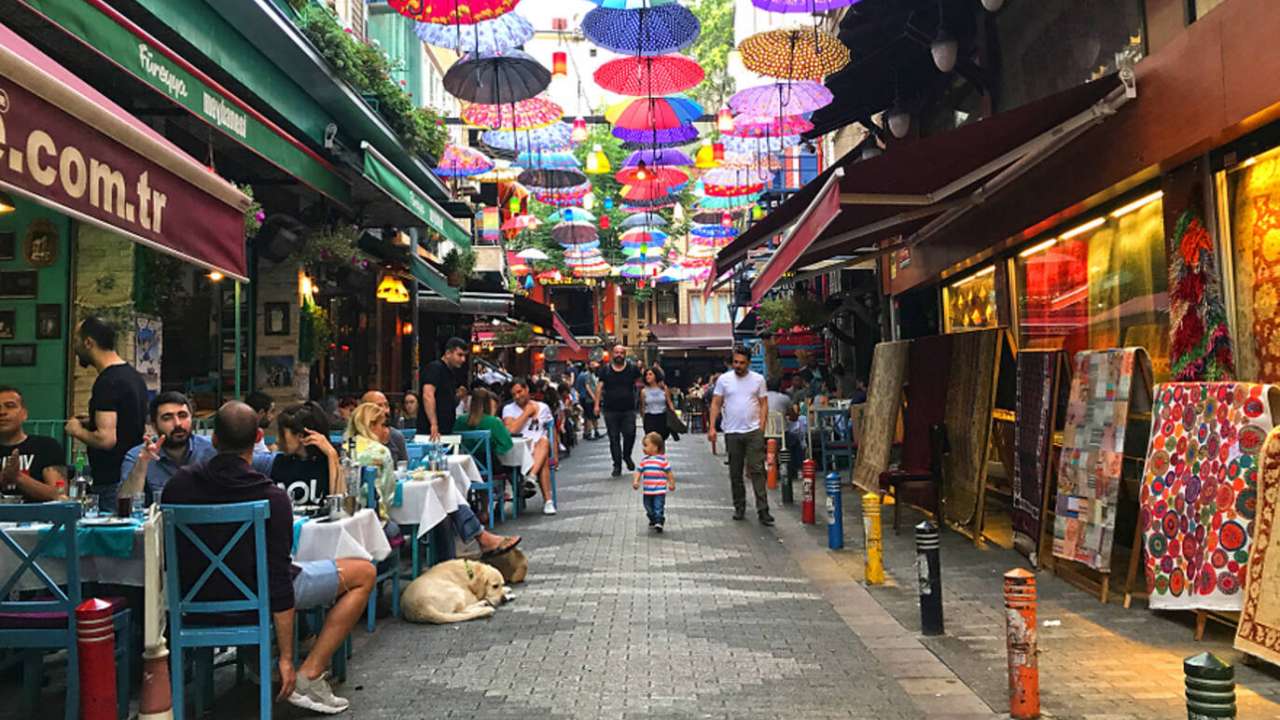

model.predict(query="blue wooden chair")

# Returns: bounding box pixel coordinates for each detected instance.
[392,444,435,580]
[458,430,501,528]
[161,501,272,720]
[0,502,132,720]
[361,467,399,631]
[405,442,427,469]
[816,408,854,473]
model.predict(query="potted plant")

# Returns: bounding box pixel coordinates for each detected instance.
[442,246,476,287]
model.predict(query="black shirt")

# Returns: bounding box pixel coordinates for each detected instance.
[419,359,460,434]
[86,363,149,488]
[599,362,642,412]
[267,453,333,507]
[1,434,65,495]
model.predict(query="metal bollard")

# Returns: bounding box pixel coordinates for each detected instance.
[862,492,884,585]
[766,438,779,490]
[825,471,844,549]
[781,449,795,504]
[801,458,816,524]
[1184,652,1235,719]
[915,520,944,636]
[1003,568,1040,719]
[76,598,119,720]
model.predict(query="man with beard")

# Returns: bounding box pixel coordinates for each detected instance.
[246,390,276,453]
[596,345,642,477]
[120,391,215,504]
[361,390,408,464]
[0,385,65,501]
[65,316,149,512]
[420,337,468,441]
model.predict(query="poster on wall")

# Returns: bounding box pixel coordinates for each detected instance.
[134,316,162,395]
[258,355,295,390]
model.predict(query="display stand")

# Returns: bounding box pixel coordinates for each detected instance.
[964,329,1018,546]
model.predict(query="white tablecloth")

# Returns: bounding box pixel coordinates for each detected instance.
[0,519,147,591]
[388,473,468,538]
[294,509,391,563]
[498,437,535,477]
[448,455,482,495]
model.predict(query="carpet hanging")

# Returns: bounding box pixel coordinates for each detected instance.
[851,340,909,492]
[1168,208,1236,381]
[1236,426,1280,664]
[941,329,1003,530]
[1012,349,1066,565]
[901,334,954,472]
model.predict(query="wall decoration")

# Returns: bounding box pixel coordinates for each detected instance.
[1012,349,1066,565]
[35,304,60,339]
[1,344,36,366]
[1236,426,1280,664]
[1168,209,1234,380]
[259,355,295,390]
[0,231,14,260]
[1230,164,1280,381]
[0,309,14,339]
[134,316,163,394]
[0,270,37,297]
[850,340,909,492]
[264,302,291,336]
[23,219,58,267]
[943,269,998,332]
[1053,347,1152,572]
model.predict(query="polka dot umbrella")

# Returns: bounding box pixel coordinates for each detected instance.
[462,97,563,129]
[606,96,704,131]
[414,12,533,53]
[587,0,676,8]
[721,133,801,154]
[719,152,783,171]
[726,114,814,138]
[612,124,700,145]
[581,5,701,56]
[729,81,833,116]
[390,0,519,24]
[594,55,704,96]
[443,50,551,105]
[738,28,849,81]
[481,123,573,154]
[435,144,494,177]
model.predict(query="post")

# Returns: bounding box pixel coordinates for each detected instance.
[825,471,843,550]
[801,458,816,524]
[76,598,118,720]
[915,520,944,636]
[863,492,884,585]
[1004,568,1040,719]
[233,280,242,398]
[141,508,173,719]
[1184,652,1235,719]
[781,448,794,504]
[766,437,779,490]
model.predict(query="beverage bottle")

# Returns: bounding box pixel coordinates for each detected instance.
[341,437,360,508]
[71,449,91,500]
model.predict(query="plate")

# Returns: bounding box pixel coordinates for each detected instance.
[80,517,137,526]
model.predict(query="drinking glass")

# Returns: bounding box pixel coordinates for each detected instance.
[83,494,100,518]
[131,493,147,521]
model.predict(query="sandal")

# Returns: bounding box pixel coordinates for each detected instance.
[481,535,522,559]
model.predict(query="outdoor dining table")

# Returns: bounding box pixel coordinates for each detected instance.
[388,470,468,538]
[293,508,391,563]
[498,436,535,477]
[0,516,147,591]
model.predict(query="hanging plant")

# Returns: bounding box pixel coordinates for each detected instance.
[757,295,829,332]
[442,246,477,286]
[296,225,373,275]
[497,322,535,346]
[298,298,336,364]
[241,184,265,239]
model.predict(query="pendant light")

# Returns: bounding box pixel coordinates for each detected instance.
[552,51,568,77]
[931,2,958,73]
[720,211,733,227]
[695,141,718,169]
[981,0,1005,11]
[600,214,611,230]
[508,195,521,214]
[887,100,911,139]
[635,160,648,181]
[860,144,882,161]
[716,109,735,134]
[712,142,725,162]
[583,191,595,209]
[603,197,614,210]
[571,116,588,144]
[586,144,611,174]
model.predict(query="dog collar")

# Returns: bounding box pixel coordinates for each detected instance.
[463,559,474,579]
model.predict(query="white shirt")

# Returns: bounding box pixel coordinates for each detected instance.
[502,400,554,442]
[765,390,792,417]
[714,370,767,434]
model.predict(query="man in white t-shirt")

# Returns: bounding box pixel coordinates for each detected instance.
[708,347,773,525]
[502,378,557,515]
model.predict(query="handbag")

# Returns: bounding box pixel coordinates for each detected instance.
[665,407,688,434]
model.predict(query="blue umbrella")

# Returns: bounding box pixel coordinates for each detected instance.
[415,13,534,54]
[582,5,701,56]
[482,123,573,153]
[612,124,699,145]
[619,213,668,229]
[587,0,677,8]
[515,150,580,170]
[548,208,596,223]
[690,224,738,238]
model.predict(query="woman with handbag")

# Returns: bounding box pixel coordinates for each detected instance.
[641,367,682,442]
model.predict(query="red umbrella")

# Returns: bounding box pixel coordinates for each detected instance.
[704,182,765,197]
[390,0,520,25]
[594,55,704,96]
[727,114,814,138]
[614,166,688,187]
[619,180,674,202]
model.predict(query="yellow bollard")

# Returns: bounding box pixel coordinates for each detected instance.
[863,492,884,585]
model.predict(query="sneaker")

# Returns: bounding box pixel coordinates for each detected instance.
[654,525,664,534]
[611,465,621,477]
[758,512,776,526]
[288,672,349,714]
[732,510,745,521]
[543,501,557,515]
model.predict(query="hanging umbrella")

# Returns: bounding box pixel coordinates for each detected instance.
[573,263,612,278]
[507,251,530,274]
[750,0,860,10]
[690,224,738,239]
[535,269,565,283]
[721,133,801,154]
[623,201,677,212]
[704,166,775,186]
[444,50,551,104]
[462,97,563,129]
[587,0,677,8]
[515,150,580,170]
[390,0,519,24]
[654,266,686,283]
[704,181,765,197]
[619,213,668,229]
[517,168,587,189]
[594,55,704,96]
[620,228,669,245]
[621,246,665,261]
[696,193,761,209]
[729,81,833,116]
[612,124,699,145]
[414,12,533,53]
[738,28,849,81]
[685,243,721,259]
[532,182,592,206]
[564,249,605,264]
[559,239,601,252]
[624,148,693,168]
[502,214,540,232]
[606,96,704,130]
[727,114,814,138]
[720,152,783,171]
[482,123,573,153]
[691,208,743,224]
[614,166,688,187]
[516,247,550,261]
[581,5,701,56]
[473,162,522,182]
[435,144,495,176]
[551,221,598,244]
[620,136,698,150]
[548,207,596,223]
[620,261,664,279]
[619,181,674,203]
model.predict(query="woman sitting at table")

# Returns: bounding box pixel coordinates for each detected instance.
[253,402,342,507]
[452,388,513,455]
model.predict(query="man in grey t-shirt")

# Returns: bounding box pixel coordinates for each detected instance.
[708,347,773,525]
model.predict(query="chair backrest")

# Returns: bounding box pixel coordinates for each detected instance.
[361,466,378,511]
[0,502,81,615]
[764,411,786,439]
[405,443,428,469]
[458,430,493,480]
[160,501,270,631]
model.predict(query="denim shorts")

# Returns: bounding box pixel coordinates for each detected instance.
[292,559,339,610]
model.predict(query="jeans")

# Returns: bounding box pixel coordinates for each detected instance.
[452,504,484,542]
[603,409,637,468]
[642,493,666,525]
[725,430,769,515]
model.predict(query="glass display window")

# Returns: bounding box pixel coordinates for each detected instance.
[942,266,998,333]
[1013,192,1170,379]
[1222,144,1280,382]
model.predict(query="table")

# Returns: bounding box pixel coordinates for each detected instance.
[448,454,482,495]
[0,518,146,591]
[388,472,468,538]
[498,437,535,477]
[294,509,391,563]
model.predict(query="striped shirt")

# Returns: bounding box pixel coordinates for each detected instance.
[638,454,671,495]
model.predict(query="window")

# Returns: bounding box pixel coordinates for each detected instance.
[1222,144,1280,381]
[655,289,678,323]
[1190,0,1226,22]
[1014,192,1169,378]
[942,266,997,333]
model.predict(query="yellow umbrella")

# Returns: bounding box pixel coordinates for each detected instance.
[738,28,849,81]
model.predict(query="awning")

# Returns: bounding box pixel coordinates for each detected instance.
[361,142,471,248]
[511,295,582,352]
[751,167,844,303]
[0,23,251,279]
[409,255,460,305]
[648,323,734,351]
[418,290,511,315]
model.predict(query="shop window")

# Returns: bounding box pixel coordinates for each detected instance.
[942,266,997,333]
[1013,193,1169,378]
[1223,145,1280,382]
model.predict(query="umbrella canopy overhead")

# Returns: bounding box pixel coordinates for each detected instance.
[729,81,833,116]
[704,181,766,197]
[581,5,700,56]
[695,192,761,209]
[620,228,669,245]
[444,50,551,104]
[738,28,849,81]
[518,167,588,189]
[620,136,698,150]
[612,124,699,145]
[473,161,522,182]
[606,96,704,130]
[481,123,573,153]
[414,12,533,53]
[514,150,580,169]
[551,221,599,244]
[720,152,783,170]
[726,114,814,137]
[619,213,668,229]
[703,166,774,186]
[619,180,675,202]
[390,0,520,25]
[624,148,693,168]
[502,214,540,231]
[690,223,738,239]
[587,0,677,8]
[516,247,549,260]
[548,207,595,223]
[435,144,494,176]
[721,133,801,154]
[462,96,563,129]
[615,166,688,187]
[531,181,592,206]
[594,55,704,96]
[750,0,861,11]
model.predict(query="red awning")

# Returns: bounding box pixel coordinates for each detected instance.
[750,167,844,303]
[0,24,250,279]
[511,295,582,351]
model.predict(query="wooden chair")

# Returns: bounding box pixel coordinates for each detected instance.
[459,430,501,527]
[879,423,949,534]
[361,467,399,631]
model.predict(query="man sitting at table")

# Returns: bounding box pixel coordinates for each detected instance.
[161,401,374,714]
[359,390,408,465]
[253,402,342,507]
[502,378,556,516]
[0,385,65,502]
[120,391,216,504]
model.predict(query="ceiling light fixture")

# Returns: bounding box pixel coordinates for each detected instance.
[1059,217,1106,240]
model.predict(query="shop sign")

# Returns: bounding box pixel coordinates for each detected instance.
[361,144,471,248]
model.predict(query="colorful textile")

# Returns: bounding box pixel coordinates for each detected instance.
[941,329,1002,530]
[1168,209,1235,381]
[902,334,953,472]
[1141,383,1278,610]
[637,454,672,495]
[850,340,909,492]
[1236,427,1280,664]
[1052,348,1150,572]
[1012,350,1065,565]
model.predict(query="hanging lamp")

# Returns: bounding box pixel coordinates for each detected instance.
[716,108,735,134]
[552,51,568,77]
[571,116,588,143]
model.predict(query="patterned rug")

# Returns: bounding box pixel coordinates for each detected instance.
[902,334,955,471]
[851,340,910,492]
[1012,349,1065,565]
[941,329,1002,530]
[1142,383,1279,611]
[1237,426,1280,664]
[1052,348,1150,572]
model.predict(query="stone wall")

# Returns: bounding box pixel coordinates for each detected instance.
[254,258,308,405]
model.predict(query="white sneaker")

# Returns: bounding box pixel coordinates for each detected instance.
[543,501,557,515]
[288,672,350,714]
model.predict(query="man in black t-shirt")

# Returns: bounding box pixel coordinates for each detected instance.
[596,344,642,476]
[65,316,149,512]
[0,385,65,501]
[419,337,467,440]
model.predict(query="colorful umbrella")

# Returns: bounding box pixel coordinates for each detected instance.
[517,168,587,189]
[515,150,580,170]
[551,222,598,244]
[548,207,595,223]
[443,50,550,104]
[620,137,698,151]
[612,124,699,145]
[435,144,494,177]
[581,5,700,56]
[721,133,801,154]
[502,214,540,232]
[594,55,704,96]
[690,224,738,239]
[390,0,519,25]
[620,228,669,245]
[738,28,849,81]
[614,166,688,187]
[619,180,675,203]
[564,249,605,264]
[621,246,665,261]
[559,239,601,252]
[535,269,565,282]
[516,247,549,260]
[414,12,533,53]
[587,0,676,8]
[473,162,522,182]
[573,264,612,278]
[703,166,775,186]
[462,97,563,129]
[606,96,704,130]
[691,208,743,224]
[751,0,861,12]
[704,181,766,197]
[481,123,573,153]
[619,213,668,230]
[507,251,530,274]
[720,152,783,171]
[533,182,592,206]
[620,261,664,279]
[624,148,693,168]
[685,243,721,259]
[695,193,761,209]
[727,114,814,138]
[729,81,833,116]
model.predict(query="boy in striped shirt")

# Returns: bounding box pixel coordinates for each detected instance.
[632,431,675,532]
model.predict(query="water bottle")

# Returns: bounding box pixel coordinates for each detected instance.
[71,449,91,500]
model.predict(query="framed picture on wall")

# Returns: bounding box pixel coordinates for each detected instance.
[1,344,35,366]
[264,302,291,336]
[35,304,61,339]
[0,232,15,261]
[23,219,58,267]
[0,271,37,298]
[0,310,14,339]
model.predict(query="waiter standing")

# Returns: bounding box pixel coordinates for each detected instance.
[419,337,467,441]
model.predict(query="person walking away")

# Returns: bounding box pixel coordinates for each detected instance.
[420,337,467,441]
[597,344,642,477]
[641,367,680,441]
[576,362,601,440]
[632,431,675,532]
[708,347,774,525]
[65,316,148,513]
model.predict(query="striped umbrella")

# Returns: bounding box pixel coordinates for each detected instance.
[606,96,704,131]
[515,150,580,170]
[462,97,563,129]
[619,212,668,229]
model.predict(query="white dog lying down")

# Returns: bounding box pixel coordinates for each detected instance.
[401,559,512,624]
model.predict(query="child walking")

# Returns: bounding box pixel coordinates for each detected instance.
[633,432,675,532]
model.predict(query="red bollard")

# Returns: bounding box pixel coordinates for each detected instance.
[766,438,779,490]
[801,458,816,524]
[1004,569,1040,719]
[76,598,118,720]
